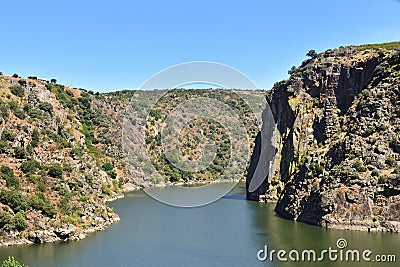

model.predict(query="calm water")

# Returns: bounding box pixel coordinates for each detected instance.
[0,182,398,267]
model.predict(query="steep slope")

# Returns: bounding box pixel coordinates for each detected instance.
[0,77,133,245]
[247,42,400,232]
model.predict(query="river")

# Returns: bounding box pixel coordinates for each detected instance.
[0,182,398,267]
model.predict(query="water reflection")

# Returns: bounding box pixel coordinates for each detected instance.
[247,199,399,267]
[0,182,398,267]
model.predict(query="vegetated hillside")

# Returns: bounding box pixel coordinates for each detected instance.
[0,74,265,245]
[0,75,136,245]
[247,41,400,232]
[141,89,263,184]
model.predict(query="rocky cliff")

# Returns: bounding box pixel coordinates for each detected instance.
[247,42,400,232]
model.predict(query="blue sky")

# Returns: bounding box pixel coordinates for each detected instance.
[1,0,399,92]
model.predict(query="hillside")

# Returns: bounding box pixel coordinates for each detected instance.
[247,42,400,232]
[0,75,264,245]
[0,76,136,245]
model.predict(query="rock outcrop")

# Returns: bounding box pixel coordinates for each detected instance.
[247,42,400,232]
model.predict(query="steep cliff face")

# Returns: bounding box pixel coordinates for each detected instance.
[247,42,400,232]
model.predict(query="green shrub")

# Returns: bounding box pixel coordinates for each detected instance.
[0,104,9,118]
[27,174,38,184]
[288,66,297,75]
[11,211,26,231]
[8,101,19,111]
[20,159,40,174]
[27,109,42,119]
[1,256,28,267]
[310,162,324,177]
[0,210,12,229]
[17,80,26,87]
[5,175,19,189]
[14,147,27,159]
[101,162,117,179]
[106,170,117,179]
[59,196,71,215]
[38,102,53,115]
[306,49,317,58]
[0,190,28,212]
[0,140,9,153]
[371,169,380,177]
[66,90,74,97]
[85,174,93,185]
[389,137,400,153]
[360,89,370,98]
[378,175,389,184]
[101,184,112,196]
[149,109,162,121]
[47,164,63,178]
[385,157,396,167]
[169,168,181,182]
[394,165,400,175]
[9,85,25,97]
[0,210,25,231]
[23,103,32,112]
[30,128,40,147]
[27,193,56,217]
[13,109,25,119]
[332,162,359,183]
[0,166,19,189]
[2,130,15,142]
[353,160,367,172]
[63,164,73,173]
[362,126,376,137]
[0,166,14,179]
[70,147,83,158]
[102,162,114,171]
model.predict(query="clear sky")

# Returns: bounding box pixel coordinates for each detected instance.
[1,0,399,92]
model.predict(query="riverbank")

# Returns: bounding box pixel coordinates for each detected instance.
[1,183,398,267]
[0,178,242,247]
[258,192,400,233]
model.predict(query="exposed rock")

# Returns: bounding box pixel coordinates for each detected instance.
[247,43,400,232]
[28,230,59,243]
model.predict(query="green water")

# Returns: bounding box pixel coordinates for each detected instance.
[0,182,398,267]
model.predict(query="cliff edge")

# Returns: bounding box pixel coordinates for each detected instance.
[247,42,400,232]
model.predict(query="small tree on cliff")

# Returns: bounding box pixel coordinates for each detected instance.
[288,66,297,75]
[306,49,317,58]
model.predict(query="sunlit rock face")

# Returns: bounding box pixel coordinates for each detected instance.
[247,43,400,232]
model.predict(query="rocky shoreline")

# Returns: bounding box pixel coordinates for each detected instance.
[0,178,241,247]
[0,197,121,247]
[258,192,400,233]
